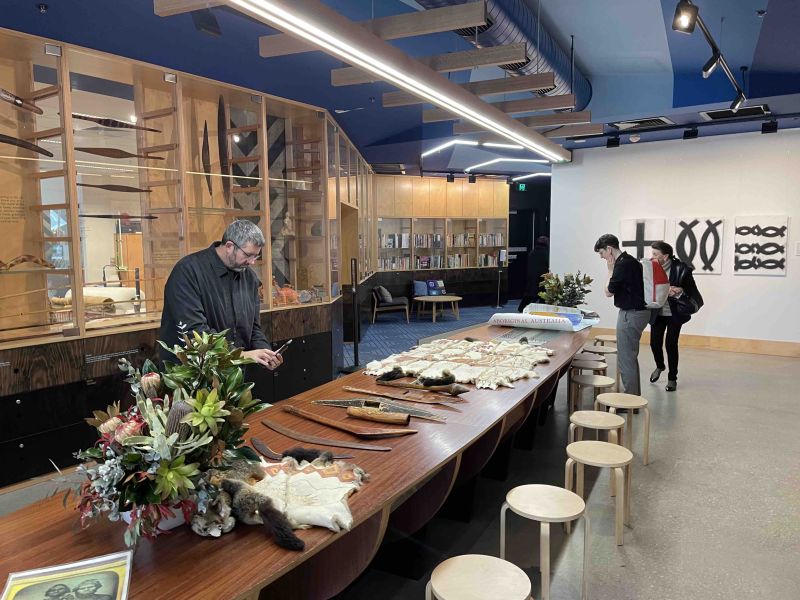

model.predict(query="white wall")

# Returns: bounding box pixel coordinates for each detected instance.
[551,129,799,343]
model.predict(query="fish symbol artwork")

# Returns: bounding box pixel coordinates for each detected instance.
[733,216,788,277]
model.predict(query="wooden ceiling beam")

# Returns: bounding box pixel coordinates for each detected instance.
[542,123,605,139]
[259,1,487,58]
[424,94,575,123]
[331,44,528,86]
[153,0,225,17]
[383,72,555,107]
[453,110,592,134]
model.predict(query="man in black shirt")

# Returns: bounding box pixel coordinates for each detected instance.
[159,220,282,370]
[594,233,649,395]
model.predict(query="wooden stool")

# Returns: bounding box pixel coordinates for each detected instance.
[426,554,532,600]
[573,351,603,361]
[581,345,621,391]
[596,393,651,465]
[501,484,589,600]
[565,441,633,545]
[570,374,615,413]
[569,410,625,445]
[593,334,617,346]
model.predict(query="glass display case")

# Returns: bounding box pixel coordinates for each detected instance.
[326,118,340,297]
[413,218,445,270]
[478,218,507,267]
[267,100,328,307]
[68,48,183,331]
[0,36,76,342]
[377,217,411,270]
[446,218,477,268]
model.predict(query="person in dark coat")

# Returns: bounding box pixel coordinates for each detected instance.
[517,236,550,312]
[648,241,703,392]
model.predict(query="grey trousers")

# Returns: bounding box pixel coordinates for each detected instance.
[616,309,651,396]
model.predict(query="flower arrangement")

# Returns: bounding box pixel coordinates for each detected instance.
[538,271,594,308]
[73,328,264,547]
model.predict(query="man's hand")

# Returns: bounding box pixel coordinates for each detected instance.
[243,348,284,370]
[605,252,616,271]
[668,286,683,297]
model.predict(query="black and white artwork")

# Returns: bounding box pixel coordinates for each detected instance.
[669,218,724,275]
[620,219,665,259]
[733,215,788,276]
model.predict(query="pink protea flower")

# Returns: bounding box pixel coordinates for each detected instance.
[141,372,162,398]
[98,416,123,435]
[114,419,142,443]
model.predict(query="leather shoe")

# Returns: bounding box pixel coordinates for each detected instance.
[666,380,677,392]
[649,367,664,383]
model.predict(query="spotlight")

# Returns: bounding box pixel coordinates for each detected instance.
[672,0,698,34]
[606,137,620,148]
[730,91,746,112]
[505,176,513,185]
[446,173,455,183]
[683,128,698,140]
[468,174,477,184]
[702,51,720,78]
[761,120,778,134]
[192,8,222,37]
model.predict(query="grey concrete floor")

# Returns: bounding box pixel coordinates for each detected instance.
[334,347,800,600]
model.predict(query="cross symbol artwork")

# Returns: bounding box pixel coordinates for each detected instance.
[620,219,665,259]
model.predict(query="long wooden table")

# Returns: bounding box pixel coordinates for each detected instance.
[0,324,589,599]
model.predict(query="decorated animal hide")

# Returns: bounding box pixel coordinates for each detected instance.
[365,338,554,390]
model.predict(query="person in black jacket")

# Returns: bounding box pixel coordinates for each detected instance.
[517,236,550,312]
[648,241,702,391]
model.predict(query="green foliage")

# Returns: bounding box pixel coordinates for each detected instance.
[538,271,594,308]
[183,388,230,435]
[154,456,200,501]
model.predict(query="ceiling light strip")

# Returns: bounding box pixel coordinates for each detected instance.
[464,158,548,172]
[227,0,570,163]
[512,173,552,182]
[420,139,479,158]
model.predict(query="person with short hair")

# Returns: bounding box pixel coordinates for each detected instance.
[72,579,112,600]
[648,241,702,391]
[159,220,282,369]
[594,233,649,396]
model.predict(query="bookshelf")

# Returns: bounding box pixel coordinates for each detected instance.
[377,218,412,271]
[412,218,445,270]
[478,218,507,268]
[446,218,477,268]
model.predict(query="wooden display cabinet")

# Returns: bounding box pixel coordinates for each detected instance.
[377,217,412,271]
[0,35,78,343]
[478,217,508,267]
[447,218,477,268]
[413,218,446,270]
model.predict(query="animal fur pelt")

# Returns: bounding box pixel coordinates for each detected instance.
[221,479,305,551]
[282,447,332,463]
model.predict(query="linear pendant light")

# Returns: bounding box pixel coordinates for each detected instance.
[227,0,571,163]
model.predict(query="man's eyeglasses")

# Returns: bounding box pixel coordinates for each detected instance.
[231,241,262,261]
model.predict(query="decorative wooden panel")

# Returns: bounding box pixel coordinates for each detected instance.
[375,175,395,217]
[494,181,509,218]
[411,177,430,216]
[270,303,332,341]
[477,180,494,216]
[462,181,479,217]
[0,340,84,396]
[428,177,446,217]
[394,177,413,216]
[446,179,463,216]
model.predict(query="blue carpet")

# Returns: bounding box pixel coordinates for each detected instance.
[342,301,520,367]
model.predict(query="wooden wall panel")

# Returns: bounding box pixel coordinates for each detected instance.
[462,181,479,217]
[0,340,84,397]
[375,175,395,217]
[394,177,413,216]
[493,182,509,218]
[428,178,446,217]
[270,303,332,341]
[446,179,463,216]
[83,328,159,380]
[411,178,430,216]
[477,181,494,216]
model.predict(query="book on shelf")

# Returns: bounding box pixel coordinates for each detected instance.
[448,233,474,247]
[379,256,411,270]
[478,233,504,247]
[478,253,499,267]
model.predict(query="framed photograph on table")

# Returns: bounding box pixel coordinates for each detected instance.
[1,551,132,600]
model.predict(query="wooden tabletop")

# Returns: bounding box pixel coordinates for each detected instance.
[413,295,462,302]
[0,324,589,599]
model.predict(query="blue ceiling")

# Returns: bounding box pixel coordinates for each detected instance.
[1,0,798,173]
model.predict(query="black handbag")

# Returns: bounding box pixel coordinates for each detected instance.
[673,292,701,316]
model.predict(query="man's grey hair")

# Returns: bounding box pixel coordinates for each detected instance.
[222,219,265,248]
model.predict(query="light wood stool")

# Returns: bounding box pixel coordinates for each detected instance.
[426,554,532,600]
[565,441,633,545]
[570,374,615,413]
[595,393,651,465]
[501,484,589,600]
[593,334,617,346]
[573,351,603,361]
[569,410,625,445]
[581,345,621,391]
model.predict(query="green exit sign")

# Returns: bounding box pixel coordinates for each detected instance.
[517,183,527,191]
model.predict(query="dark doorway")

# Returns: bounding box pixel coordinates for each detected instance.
[507,181,550,301]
